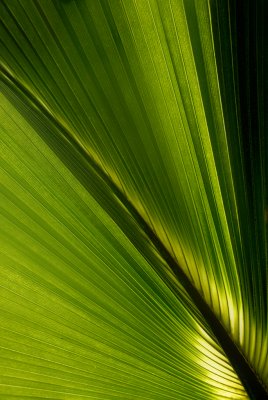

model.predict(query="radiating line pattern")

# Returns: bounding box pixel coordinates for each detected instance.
[0,0,267,399]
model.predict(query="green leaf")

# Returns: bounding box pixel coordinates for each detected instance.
[0,0,267,399]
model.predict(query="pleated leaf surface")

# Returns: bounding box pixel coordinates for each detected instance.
[0,0,267,399]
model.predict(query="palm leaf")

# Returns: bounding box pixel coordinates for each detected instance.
[0,0,267,399]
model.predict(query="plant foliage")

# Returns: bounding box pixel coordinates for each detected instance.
[0,0,267,399]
